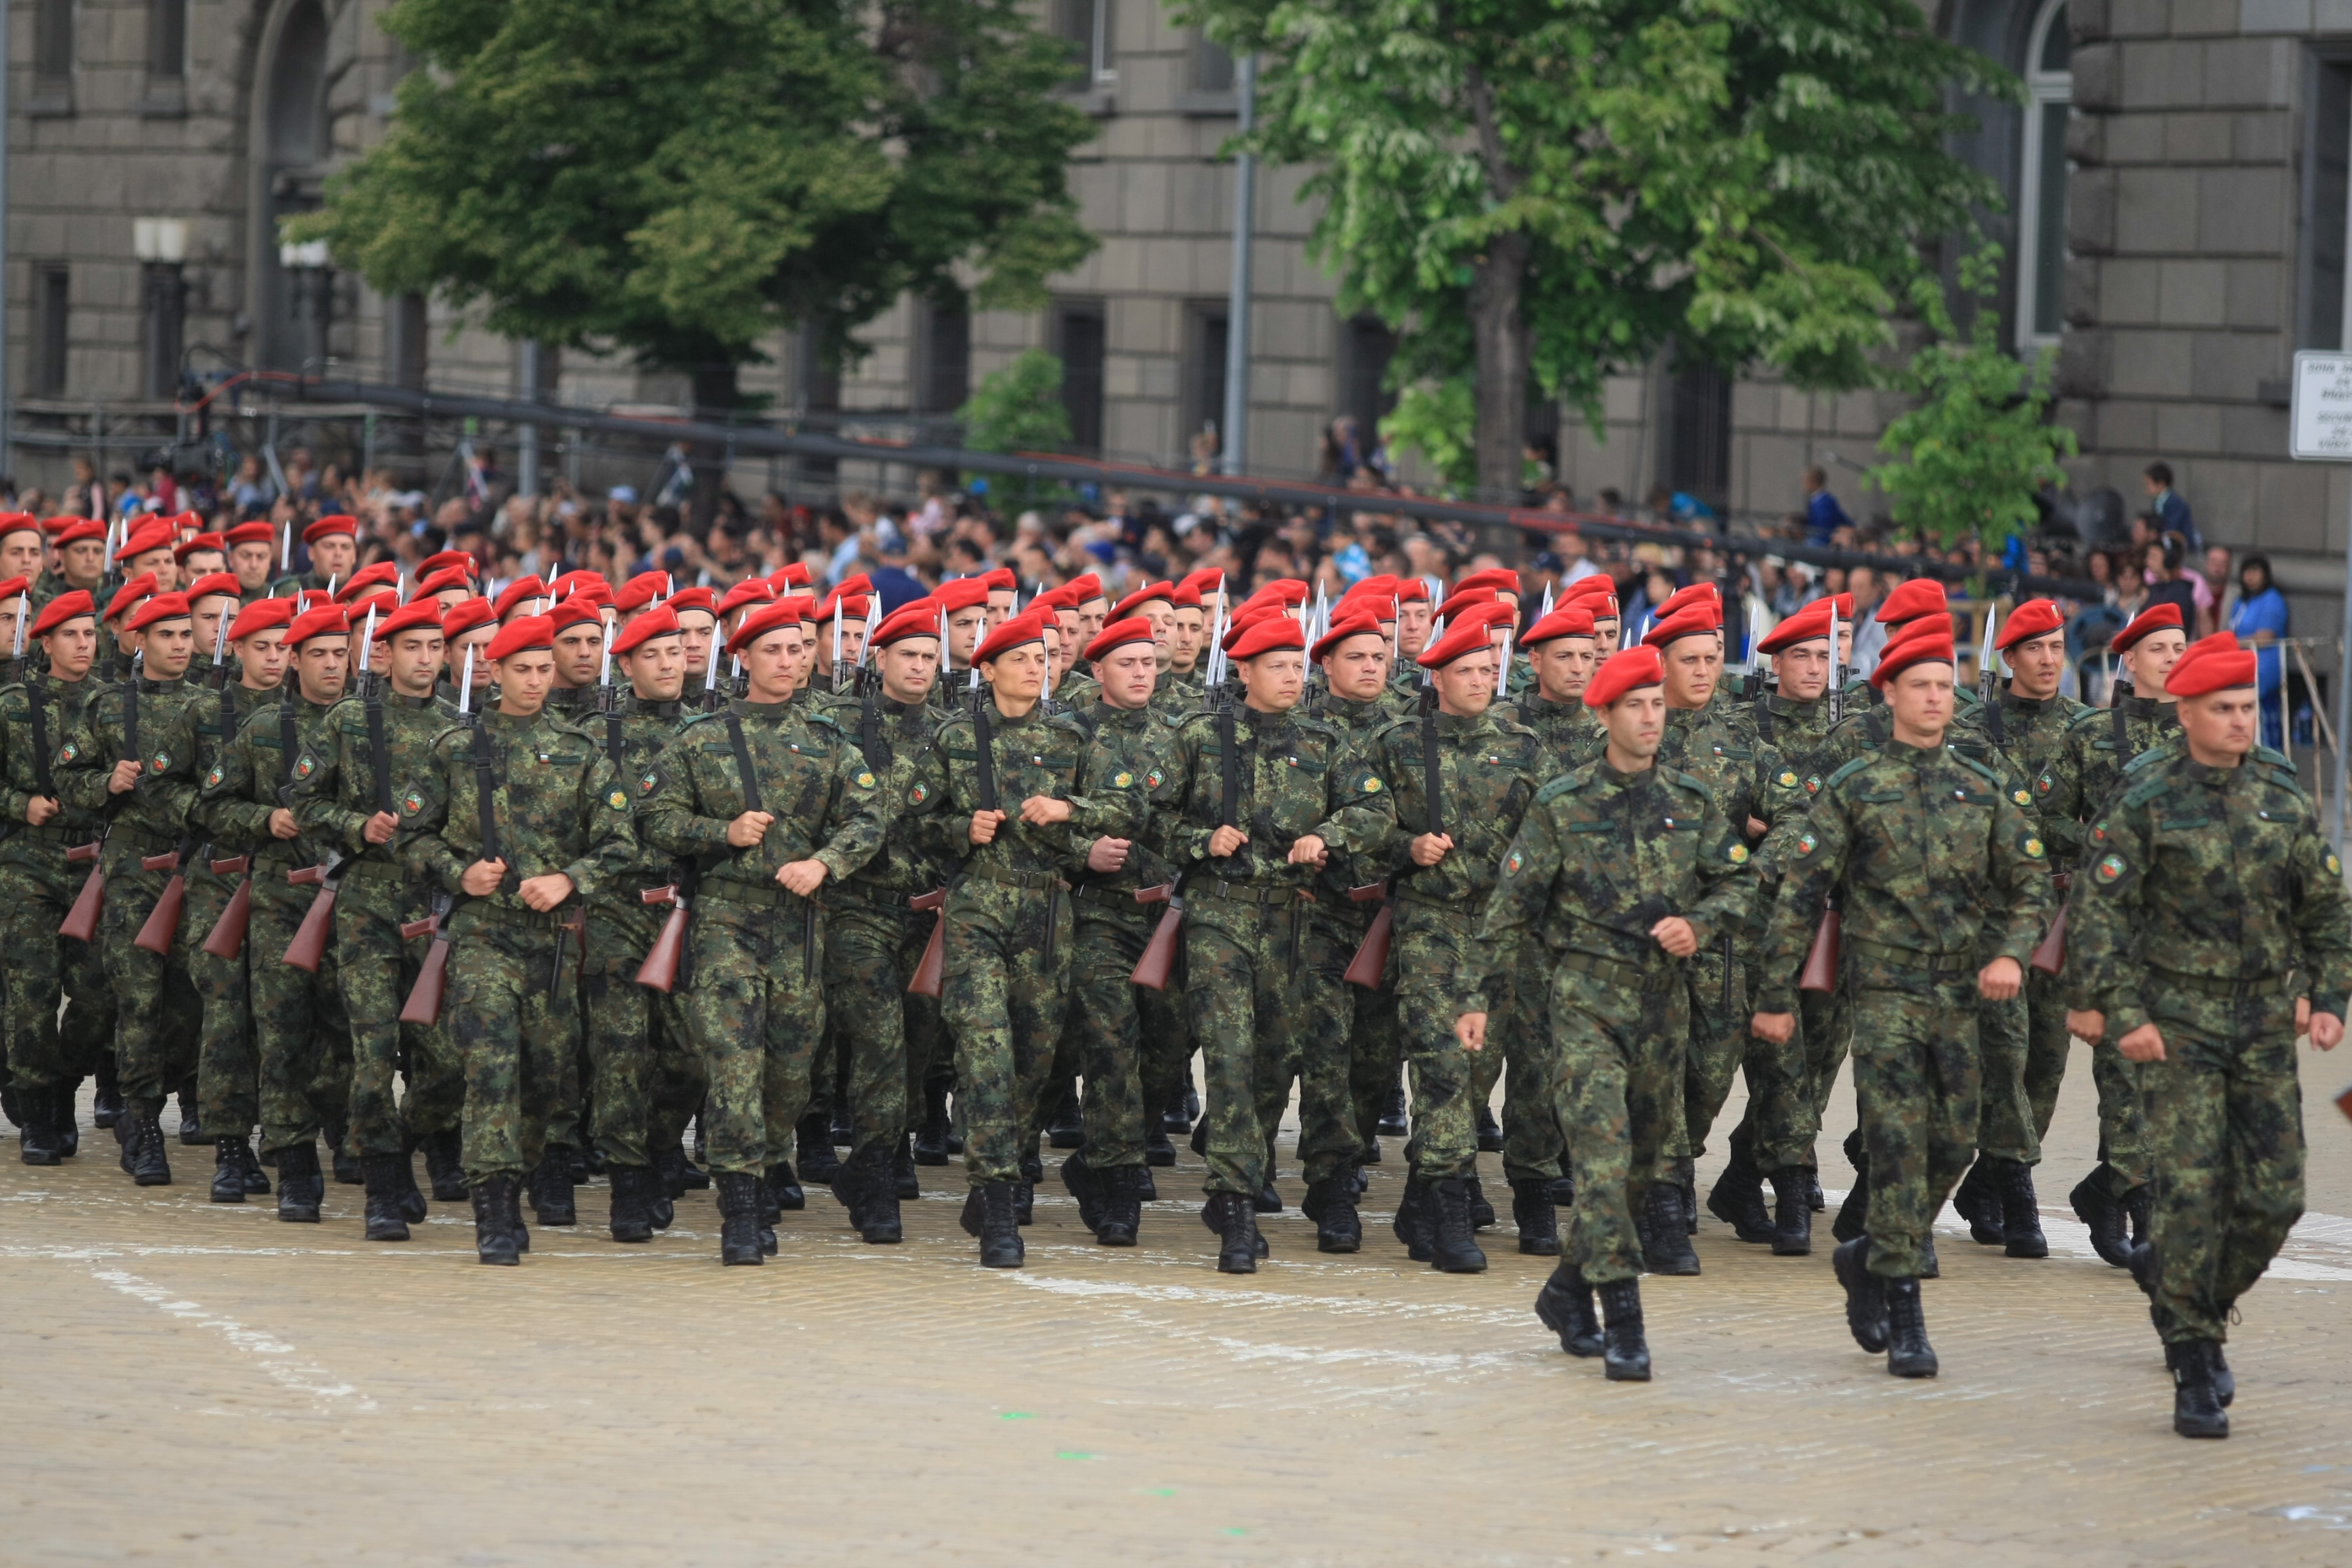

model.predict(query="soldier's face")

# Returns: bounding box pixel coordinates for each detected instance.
[878,638,938,704]
[1602,687,1667,762]
[1051,611,1081,677]
[230,542,273,590]
[295,635,349,703]
[1399,602,1433,655]
[456,630,497,691]
[1142,602,1177,667]
[1534,638,1597,702]
[128,549,178,591]
[0,597,26,656]
[619,635,685,702]
[42,619,97,680]
[1774,641,1831,701]
[233,629,288,689]
[310,536,357,582]
[2178,689,2258,762]
[1171,608,1204,672]
[831,617,868,671]
[1096,642,1158,709]
[190,595,236,659]
[493,649,555,715]
[1433,649,1497,717]
[740,628,802,702]
[1594,617,1620,655]
[1077,598,1109,646]
[676,611,716,677]
[142,619,195,679]
[1661,636,1720,708]
[554,625,602,687]
[1884,662,1955,741]
[947,607,987,667]
[2127,630,2188,697]
[61,542,105,588]
[983,642,1049,708]
[985,590,1015,632]
[2005,630,2066,700]
[1237,649,1305,713]
[180,551,225,580]
[0,529,41,580]
[1320,634,1390,701]
[388,630,445,697]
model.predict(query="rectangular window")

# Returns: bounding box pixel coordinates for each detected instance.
[1338,314,1399,446]
[1183,300,1228,461]
[1191,31,1235,93]
[1663,359,1731,512]
[1052,299,1107,454]
[919,300,970,416]
[148,0,186,78]
[1056,0,1114,82]
[141,263,186,399]
[2300,56,2352,351]
[35,0,71,82]
[35,264,70,395]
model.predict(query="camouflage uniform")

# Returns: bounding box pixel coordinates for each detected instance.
[396,708,636,1184]
[2065,743,2351,1346]
[638,698,887,1179]
[1501,690,1607,775]
[901,698,1109,1187]
[291,685,463,1158]
[1142,701,1353,1200]
[1471,757,1752,1283]
[1757,742,2055,1279]
[191,689,349,1159]
[184,680,263,1145]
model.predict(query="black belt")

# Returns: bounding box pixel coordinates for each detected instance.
[463,902,572,931]
[2147,966,2295,999]
[1846,936,1975,975]
[342,859,417,885]
[702,883,813,912]
[1074,883,1149,911]
[10,823,90,845]
[1557,949,1680,994]
[965,866,1068,894]
[1189,879,1298,906]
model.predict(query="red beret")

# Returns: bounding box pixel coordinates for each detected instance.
[1825,591,1856,621]
[0,576,29,603]
[666,587,717,619]
[2111,602,2185,654]
[370,598,446,642]
[545,570,600,601]
[2165,632,2257,698]
[549,600,606,634]
[1066,572,1107,604]
[871,600,943,648]
[344,589,400,624]
[1084,616,1157,664]
[303,515,359,544]
[223,521,276,547]
[1875,577,1948,626]
[1313,610,1388,661]
[1228,616,1305,662]
[980,567,1017,591]
[485,615,556,663]
[1169,583,1203,610]
[1757,602,1833,655]
[0,512,39,542]
[1452,568,1522,598]
[974,611,1049,665]
[1111,581,1177,621]
[1519,606,1598,647]
[416,568,475,599]
[1394,578,1431,605]
[713,580,774,621]
[419,549,477,578]
[727,598,805,656]
[173,532,226,561]
[812,590,871,626]
[1245,578,1310,611]
[52,517,106,546]
[612,606,681,656]
[1340,574,1399,608]
[769,562,814,592]
[493,576,548,620]
[1585,644,1665,708]
[182,571,240,604]
[336,561,401,602]
[1653,583,1721,624]
[33,591,96,637]
[1563,576,1619,617]
[1437,586,1500,618]
[565,578,614,610]
[610,576,665,615]
[282,604,350,649]
[1642,606,1722,649]
[1868,618,1955,689]
[777,593,817,624]
[833,572,873,599]
[226,598,295,641]
[104,574,159,623]
[1994,598,2065,651]
[935,577,992,614]
[441,598,497,640]
[1418,617,1503,670]
[1220,602,1288,651]
[1030,583,1082,615]
[1179,567,1225,596]
[118,523,176,561]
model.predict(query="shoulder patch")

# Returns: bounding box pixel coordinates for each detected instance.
[400,788,425,817]
[1727,842,1750,864]
[2019,830,2045,859]
[606,788,630,811]
[2094,851,2128,884]
[1825,756,1872,790]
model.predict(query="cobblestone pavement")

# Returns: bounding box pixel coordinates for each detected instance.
[3,1039,2350,1567]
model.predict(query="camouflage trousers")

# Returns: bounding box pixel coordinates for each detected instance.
[940,874,1073,1187]
[1667,938,1749,1164]
[1724,958,1825,1175]
[677,889,826,1179]
[185,866,255,1137]
[1851,969,1981,1280]
[0,841,115,1095]
[582,906,698,1171]
[1179,887,1312,1198]
[448,905,578,1184]
[249,877,351,1158]
[821,887,948,1168]
[1296,903,1392,1185]
[1066,892,1190,1172]
[99,850,202,1113]
[2026,963,2151,1196]
[2138,976,2304,1345]
[1463,988,1561,1186]
[1546,952,1688,1286]
[1973,991,2040,1165]
[336,870,462,1157]
[1394,898,1512,1182]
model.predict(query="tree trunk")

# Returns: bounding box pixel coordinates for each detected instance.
[1469,231,1531,503]
[689,359,742,534]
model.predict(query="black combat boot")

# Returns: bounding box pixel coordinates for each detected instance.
[2070,1167,2130,1267]
[1094,1165,1143,1248]
[913,1084,951,1165]
[326,1123,362,1186]
[1137,1164,1158,1200]
[1546,1173,1575,1207]
[1189,1120,1208,1157]
[1252,1179,1284,1215]
[1641,1181,1699,1275]
[830,1103,853,1149]
[1360,1137,1382,1165]
[1059,1149,1104,1235]
[607,1165,655,1243]
[1806,1171,1825,1211]
[1428,1178,1488,1273]
[1535,1264,1605,1358]
[1377,1074,1409,1137]
[176,1083,206,1145]
[1676,1156,1699,1235]
[55,1086,79,1159]
[1205,1191,1265,1274]
[2166,1340,2227,1437]
[392,1142,429,1223]
[1475,1104,1504,1154]
[18,1087,62,1166]
[1302,1175,1361,1254]
[500,1175,532,1252]
[2204,1340,2235,1408]
[2125,1183,2152,1250]
[1997,1159,2048,1258]
[528,1151,577,1226]
[1831,1129,1870,1243]
[1509,1177,1559,1256]
[92,1059,123,1130]
[1705,1152,1775,1243]
[1047,1085,1084,1149]
[1392,1175,1435,1262]
[127,1108,172,1186]
[645,1164,675,1230]
[713,1171,764,1266]
[240,1137,270,1193]
[423,1129,467,1201]
[894,1135,920,1199]
[566,1147,591,1183]
[1161,1088,1191,1134]
[754,1171,783,1254]
[210,1137,248,1203]
[960,1181,1024,1268]
[472,1177,521,1265]
[1145,1126,1175,1166]
[795,1111,841,1183]
[829,1155,870,1232]
[1884,1277,1937,1377]
[1013,1179,1036,1226]
[359,1155,412,1241]
[1952,1156,2004,1245]
[1463,1174,1494,1229]
[276,1142,323,1222]
[1596,1279,1651,1382]
[1768,1168,1812,1256]
[1831,1236,1889,1353]
[1019,1147,1045,1188]
[853,1152,902,1245]
[767,1158,804,1211]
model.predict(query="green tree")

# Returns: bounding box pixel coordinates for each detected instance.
[1869,244,2078,554]
[1180,0,2012,498]
[956,349,1073,455]
[293,0,1096,512]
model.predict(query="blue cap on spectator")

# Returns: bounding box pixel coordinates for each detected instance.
[609,486,638,504]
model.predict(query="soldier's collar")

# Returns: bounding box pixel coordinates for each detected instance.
[2183,757,2240,787]
[1765,691,1820,716]
[1595,757,1653,787]
[2117,691,2166,720]
[1885,738,1942,762]
[1998,683,2053,714]
[1433,708,1488,736]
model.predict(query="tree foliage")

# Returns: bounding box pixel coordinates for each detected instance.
[956,348,1073,455]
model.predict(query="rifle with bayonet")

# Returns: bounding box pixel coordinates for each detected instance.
[39,668,105,941]
[289,605,374,971]
[1134,585,1229,991]
[401,655,491,1024]
[1801,598,1846,992]
[64,649,144,941]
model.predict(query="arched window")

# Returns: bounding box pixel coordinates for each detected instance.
[2015,0,2071,349]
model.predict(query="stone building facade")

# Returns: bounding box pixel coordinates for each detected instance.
[5,0,2348,632]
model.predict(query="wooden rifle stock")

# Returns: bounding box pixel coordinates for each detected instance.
[636,902,689,993]
[59,860,105,942]
[133,853,188,955]
[1341,881,1393,988]
[2029,873,2072,977]
[906,889,947,999]
[398,913,440,941]
[401,934,451,1026]
[2337,1080,2352,1125]
[283,880,338,973]
[1797,906,1841,993]
[1130,885,1183,992]
[201,874,253,960]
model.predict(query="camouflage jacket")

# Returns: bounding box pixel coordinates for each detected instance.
[192,690,342,872]
[638,698,889,902]
[395,706,638,909]
[1143,700,1352,895]
[291,686,457,875]
[57,674,204,855]
[1322,706,1547,911]
[1467,757,1752,1013]
[1953,686,2087,831]
[0,672,107,854]
[832,687,950,902]
[2067,745,2352,1031]
[900,698,1111,883]
[1299,687,1406,908]
[1501,691,1606,778]
[2031,691,2183,868]
[1065,698,1178,898]
[1748,691,1838,795]
[1659,702,1808,881]
[1755,739,2056,1013]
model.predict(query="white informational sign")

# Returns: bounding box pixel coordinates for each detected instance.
[2290,351,2352,461]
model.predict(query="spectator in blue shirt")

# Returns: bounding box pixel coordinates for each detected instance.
[2229,553,2289,747]
[1802,466,1851,545]
[2142,461,2200,554]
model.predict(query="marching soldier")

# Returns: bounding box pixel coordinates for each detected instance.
[2063,631,2349,1439]
[1753,616,2053,1380]
[271,514,360,598]
[1504,604,1605,770]
[223,522,278,604]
